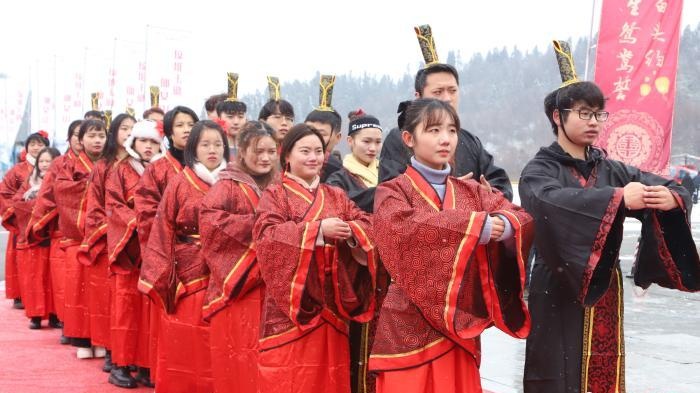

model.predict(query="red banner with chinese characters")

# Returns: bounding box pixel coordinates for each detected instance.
[594,0,683,175]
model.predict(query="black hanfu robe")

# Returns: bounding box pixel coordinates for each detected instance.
[378,127,513,201]
[326,167,376,213]
[519,142,699,393]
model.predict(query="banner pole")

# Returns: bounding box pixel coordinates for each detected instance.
[584,0,597,80]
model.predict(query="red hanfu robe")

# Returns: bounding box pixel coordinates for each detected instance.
[138,166,213,393]
[27,151,74,320]
[370,166,534,393]
[1,160,33,300]
[134,150,182,376]
[78,159,114,348]
[252,175,377,393]
[13,179,54,319]
[199,164,265,393]
[106,158,152,368]
[29,151,94,339]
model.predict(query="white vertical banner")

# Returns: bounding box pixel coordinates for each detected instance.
[145,26,191,112]
[83,48,112,112]
[111,39,144,115]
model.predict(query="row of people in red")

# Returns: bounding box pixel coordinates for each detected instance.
[2,90,532,393]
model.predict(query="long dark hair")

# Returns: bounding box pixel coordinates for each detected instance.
[103,113,136,163]
[66,120,83,142]
[184,120,230,168]
[31,147,61,179]
[279,123,326,170]
[237,121,277,189]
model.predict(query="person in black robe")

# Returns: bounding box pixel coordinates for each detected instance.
[520,40,700,393]
[379,25,512,201]
[326,110,388,393]
[326,110,381,213]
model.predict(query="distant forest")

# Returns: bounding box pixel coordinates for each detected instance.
[240,23,700,178]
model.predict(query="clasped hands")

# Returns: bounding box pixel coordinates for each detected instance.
[623,182,679,211]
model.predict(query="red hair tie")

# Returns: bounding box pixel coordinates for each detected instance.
[37,130,49,139]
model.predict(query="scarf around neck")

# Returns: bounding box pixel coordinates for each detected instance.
[193,161,227,185]
[342,153,379,188]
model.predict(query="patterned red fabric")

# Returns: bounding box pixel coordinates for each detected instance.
[51,152,94,339]
[370,167,533,373]
[209,287,261,393]
[78,159,115,348]
[200,165,262,320]
[12,183,54,319]
[26,153,72,317]
[155,285,213,393]
[1,161,33,299]
[53,152,94,242]
[138,166,213,391]
[134,151,182,258]
[111,270,152,367]
[138,166,210,313]
[62,244,90,339]
[86,253,112,347]
[133,151,180,378]
[17,246,54,319]
[79,159,115,262]
[582,269,625,393]
[252,175,376,391]
[49,232,66,320]
[199,163,267,393]
[26,152,72,244]
[0,160,33,229]
[3,233,19,299]
[106,159,142,273]
[106,158,153,367]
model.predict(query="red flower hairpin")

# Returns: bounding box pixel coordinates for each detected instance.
[214,118,228,131]
[155,121,165,138]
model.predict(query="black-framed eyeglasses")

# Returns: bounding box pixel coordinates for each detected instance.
[269,114,294,123]
[562,108,609,122]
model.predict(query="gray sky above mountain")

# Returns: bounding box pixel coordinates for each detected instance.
[0,0,698,144]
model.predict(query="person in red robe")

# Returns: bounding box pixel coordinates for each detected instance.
[370,99,533,393]
[1,132,49,309]
[13,146,60,329]
[27,120,83,344]
[134,105,198,380]
[106,120,166,388]
[139,120,228,393]
[78,113,136,370]
[29,119,107,359]
[252,124,377,393]
[199,121,279,393]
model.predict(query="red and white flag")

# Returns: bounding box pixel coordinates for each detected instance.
[594,0,683,175]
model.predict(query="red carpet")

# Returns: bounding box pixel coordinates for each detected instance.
[0,290,153,393]
[0,289,499,393]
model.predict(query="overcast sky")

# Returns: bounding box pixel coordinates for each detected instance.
[0,0,698,140]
